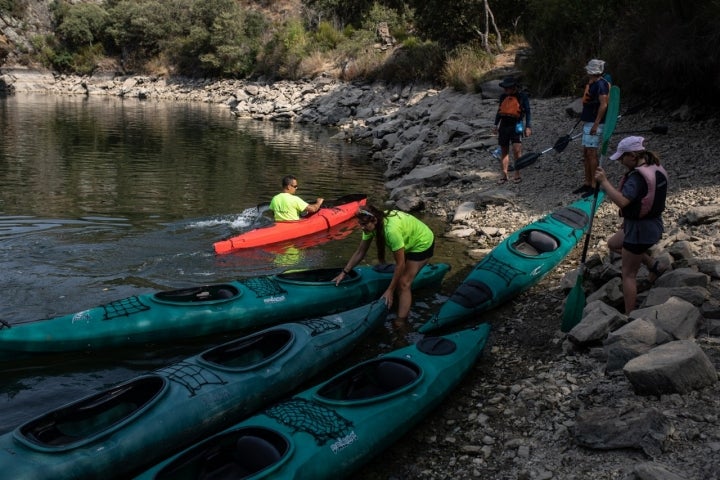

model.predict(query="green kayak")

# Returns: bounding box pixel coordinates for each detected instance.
[420,193,605,333]
[0,301,388,480]
[135,323,491,480]
[0,263,449,361]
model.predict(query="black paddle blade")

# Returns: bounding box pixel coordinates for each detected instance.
[513,152,542,170]
[324,193,367,208]
[553,135,572,153]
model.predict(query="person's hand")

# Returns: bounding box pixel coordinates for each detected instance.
[316,197,324,206]
[525,127,531,137]
[332,271,346,286]
[381,289,394,309]
[590,124,598,135]
[492,126,498,134]
[594,166,607,184]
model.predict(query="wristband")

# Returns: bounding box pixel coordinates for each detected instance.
[342,268,350,275]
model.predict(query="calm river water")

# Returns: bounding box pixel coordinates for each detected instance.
[0,93,472,436]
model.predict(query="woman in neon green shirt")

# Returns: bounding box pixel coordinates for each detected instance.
[269,175,323,221]
[334,205,435,329]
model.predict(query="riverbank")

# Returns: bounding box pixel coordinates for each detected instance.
[2,67,719,479]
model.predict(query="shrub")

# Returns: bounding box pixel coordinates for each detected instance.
[442,43,494,92]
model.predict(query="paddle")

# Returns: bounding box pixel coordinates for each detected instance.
[553,118,583,153]
[322,193,367,208]
[561,85,621,332]
[613,125,669,135]
[513,103,646,171]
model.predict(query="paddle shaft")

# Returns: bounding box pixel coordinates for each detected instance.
[515,99,637,172]
[561,86,621,332]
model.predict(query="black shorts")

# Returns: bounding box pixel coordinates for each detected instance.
[406,241,435,261]
[623,242,653,254]
[497,118,522,148]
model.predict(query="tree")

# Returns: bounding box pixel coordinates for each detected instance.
[409,0,504,51]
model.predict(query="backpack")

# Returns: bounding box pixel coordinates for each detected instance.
[498,94,522,119]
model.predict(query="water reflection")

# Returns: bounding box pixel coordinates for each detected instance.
[0,93,472,437]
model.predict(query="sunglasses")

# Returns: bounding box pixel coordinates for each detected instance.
[289,184,298,189]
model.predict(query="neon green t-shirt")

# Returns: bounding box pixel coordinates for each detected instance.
[269,193,309,221]
[361,211,434,253]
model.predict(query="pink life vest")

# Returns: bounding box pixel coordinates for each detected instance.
[619,164,668,219]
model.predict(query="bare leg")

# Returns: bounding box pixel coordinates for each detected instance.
[621,248,644,313]
[500,146,510,180]
[584,147,599,187]
[512,142,522,180]
[394,258,429,323]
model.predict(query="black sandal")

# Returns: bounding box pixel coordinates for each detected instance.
[648,260,667,283]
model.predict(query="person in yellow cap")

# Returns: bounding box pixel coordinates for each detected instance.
[595,136,669,313]
[269,175,323,221]
[333,205,434,330]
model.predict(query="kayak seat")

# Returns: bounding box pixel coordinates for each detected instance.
[158,428,287,480]
[154,285,239,303]
[344,360,419,400]
[232,435,283,475]
[513,230,559,256]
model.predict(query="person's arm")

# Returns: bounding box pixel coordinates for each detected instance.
[381,248,406,308]
[333,238,372,285]
[492,94,504,130]
[592,92,609,135]
[522,94,532,135]
[595,167,631,207]
[303,197,324,215]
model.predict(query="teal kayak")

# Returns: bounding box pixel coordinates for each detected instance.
[0,263,449,361]
[134,323,491,480]
[0,301,388,480]
[419,193,605,333]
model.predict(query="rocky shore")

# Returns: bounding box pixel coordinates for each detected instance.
[2,67,719,479]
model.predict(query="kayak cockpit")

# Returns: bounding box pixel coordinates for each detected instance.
[275,264,396,285]
[200,328,295,371]
[276,267,357,284]
[15,375,168,451]
[154,427,290,479]
[316,358,421,404]
[511,229,559,257]
[152,285,240,305]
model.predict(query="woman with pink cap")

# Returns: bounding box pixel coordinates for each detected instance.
[594,136,669,313]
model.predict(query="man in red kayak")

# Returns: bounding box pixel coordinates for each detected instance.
[269,175,324,221]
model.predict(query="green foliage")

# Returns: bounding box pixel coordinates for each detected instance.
[256,19,312,79]
[105,0,173,68]
[442,43,494,93]
[313,21,344,51]
[0,0,27,18]
[361,2,408,33]
[521,0,620,96]
[409,0,489,48]
[54,3,109,49]
[371,38,445,84]
[603,0,720,107]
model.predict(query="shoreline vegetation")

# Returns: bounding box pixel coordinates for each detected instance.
[3,69,720,479]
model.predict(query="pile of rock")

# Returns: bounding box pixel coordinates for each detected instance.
[3,68,719,479]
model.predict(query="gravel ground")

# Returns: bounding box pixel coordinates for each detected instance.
[349,96,720,479]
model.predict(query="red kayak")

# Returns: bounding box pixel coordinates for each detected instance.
[214,194,367,254]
